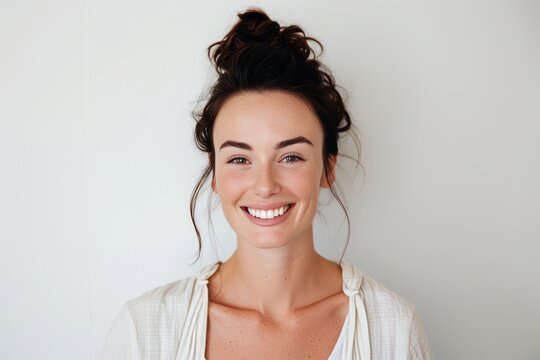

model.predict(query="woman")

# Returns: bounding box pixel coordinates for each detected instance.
[101,9,432,360]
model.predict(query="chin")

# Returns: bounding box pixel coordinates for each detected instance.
[240,232,293,249]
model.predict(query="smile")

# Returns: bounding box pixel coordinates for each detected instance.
[243,204,291,219]
[242,203,295,226]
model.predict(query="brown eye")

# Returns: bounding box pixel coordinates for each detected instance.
[228,157,248,164]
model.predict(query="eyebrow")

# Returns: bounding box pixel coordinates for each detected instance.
[219,136,314,151]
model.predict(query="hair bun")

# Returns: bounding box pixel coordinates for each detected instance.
[236,9,280,42]
[209,8,319,73]
[209,9,280,71]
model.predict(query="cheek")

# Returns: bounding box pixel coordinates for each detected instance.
[287,167,322,197]
[290,172,314,188]
[214,169,247,201]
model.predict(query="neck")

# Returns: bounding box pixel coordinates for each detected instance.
[211,235,342,321]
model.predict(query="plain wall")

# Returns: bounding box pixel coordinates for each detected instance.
[1,0,539,359]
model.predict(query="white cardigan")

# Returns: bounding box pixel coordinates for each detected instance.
[101,261,432,359]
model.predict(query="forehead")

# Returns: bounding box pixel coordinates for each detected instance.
[213,90,323,146]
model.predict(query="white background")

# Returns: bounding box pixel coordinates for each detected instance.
[1,0,539,359]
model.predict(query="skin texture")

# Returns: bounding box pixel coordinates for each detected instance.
[206,90,348,359]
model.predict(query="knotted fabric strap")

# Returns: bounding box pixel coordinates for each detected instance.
[176,263,220,360]
[341,261,371,360]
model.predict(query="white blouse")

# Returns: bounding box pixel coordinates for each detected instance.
[101,260,432,359]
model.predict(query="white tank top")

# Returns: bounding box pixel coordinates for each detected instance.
[327,317,349,359]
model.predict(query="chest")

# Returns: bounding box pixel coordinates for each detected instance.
[205,297,348,360]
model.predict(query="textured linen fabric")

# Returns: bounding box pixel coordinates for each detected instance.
[100,260,432,360]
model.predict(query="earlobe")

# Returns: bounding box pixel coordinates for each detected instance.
[320,155,337,188]
[211,176,217,193]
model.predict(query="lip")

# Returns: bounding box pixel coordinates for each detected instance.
[241,203,295,226]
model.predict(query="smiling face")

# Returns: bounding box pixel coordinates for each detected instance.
[212,90,334,250]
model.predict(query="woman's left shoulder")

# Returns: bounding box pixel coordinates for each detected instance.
[342,260,417,317]
[341,260,433,359]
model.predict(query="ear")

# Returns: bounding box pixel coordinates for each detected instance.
[320,155,337,188]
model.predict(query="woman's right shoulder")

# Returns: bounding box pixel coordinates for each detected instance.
[100,266,216,359]
[122,262,220,324]
[125,274,200,315]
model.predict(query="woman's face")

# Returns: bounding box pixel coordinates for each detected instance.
[212,90,333,250]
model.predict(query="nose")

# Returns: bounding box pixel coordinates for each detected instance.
[254,163,281,197]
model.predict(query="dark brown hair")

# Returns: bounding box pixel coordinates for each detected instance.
[190,8,358,260]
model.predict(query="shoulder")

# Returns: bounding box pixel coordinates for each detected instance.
[124,262,219,322]
[342,260,416,319]
[112,274,201,340]
[342,261,433,359]
[361,273,417,318]
[124,275,199,317]
[100,279,195,359]
[100,263,219,359]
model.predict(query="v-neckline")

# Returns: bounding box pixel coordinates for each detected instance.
[199,260,351,360]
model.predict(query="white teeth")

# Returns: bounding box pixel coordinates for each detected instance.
[246,205,290,219]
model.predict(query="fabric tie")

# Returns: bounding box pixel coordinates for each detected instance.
[340,260,371,360]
